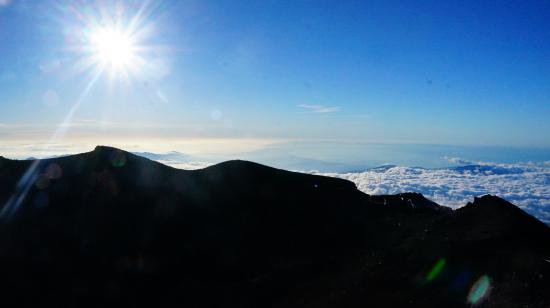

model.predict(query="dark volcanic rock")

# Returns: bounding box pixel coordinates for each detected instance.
[0,146,548,307]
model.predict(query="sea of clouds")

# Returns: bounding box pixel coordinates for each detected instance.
[157,156,550,224]
[311,159,550,224]
[3,144,548,223]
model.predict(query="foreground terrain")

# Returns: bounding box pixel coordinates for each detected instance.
[0,146,549,307]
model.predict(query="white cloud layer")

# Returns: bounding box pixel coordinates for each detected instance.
[149,154,550,224]
[6,147,547,224]
[158,160,214,170]
[312,161,550,223]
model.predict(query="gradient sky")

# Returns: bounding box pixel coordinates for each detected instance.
[1,0,549,153]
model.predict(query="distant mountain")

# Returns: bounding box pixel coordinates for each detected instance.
[0,146,549,307]
[132,149,363,173]
[452,164,525,175]
[131,150,196,162]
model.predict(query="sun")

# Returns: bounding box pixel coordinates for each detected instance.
[65,2,163,83]
[90,27,136,72]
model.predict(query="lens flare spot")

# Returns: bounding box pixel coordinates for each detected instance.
[42,89,59,106]
[110,150,127,168]
[467,275,491,305]
[426,258,446,282]
[210,109,223,121]
[45,163,63,180]
[34,175,50,190]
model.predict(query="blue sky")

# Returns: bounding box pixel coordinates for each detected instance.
[1,0,549,154]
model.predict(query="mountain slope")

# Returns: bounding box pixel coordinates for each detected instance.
[0,146,549,307]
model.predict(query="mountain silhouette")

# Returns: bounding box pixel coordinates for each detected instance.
[0,146,549,307]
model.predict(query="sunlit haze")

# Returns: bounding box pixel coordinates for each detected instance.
[1,0,549,158]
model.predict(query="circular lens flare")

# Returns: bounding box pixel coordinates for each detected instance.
[426,258,446,282]
[467,275,491,304]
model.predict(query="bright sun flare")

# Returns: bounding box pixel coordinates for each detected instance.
[70,4,157,82]
[90,28,136,70]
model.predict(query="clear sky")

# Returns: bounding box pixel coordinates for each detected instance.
[0,0,549,155]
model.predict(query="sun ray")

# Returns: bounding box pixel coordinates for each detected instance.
[0,66,104,220]
[0,2,156,219]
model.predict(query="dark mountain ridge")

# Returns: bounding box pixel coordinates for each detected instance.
[0,146,549,307]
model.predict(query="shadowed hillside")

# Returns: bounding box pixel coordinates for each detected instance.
[0,146,549,307]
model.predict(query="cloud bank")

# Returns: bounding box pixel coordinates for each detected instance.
[158,160,214,170]
[145,152,550,224]
[135,151,213,170]
[312,161,550,224]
